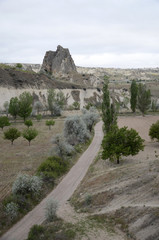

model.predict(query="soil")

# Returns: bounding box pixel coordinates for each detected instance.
[71,115,159,240]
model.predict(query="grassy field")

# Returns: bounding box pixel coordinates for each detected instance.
[0,118,65,201]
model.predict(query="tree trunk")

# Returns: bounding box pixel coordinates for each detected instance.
[117,157,120,164]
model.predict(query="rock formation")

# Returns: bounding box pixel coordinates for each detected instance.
[41,45,77,76]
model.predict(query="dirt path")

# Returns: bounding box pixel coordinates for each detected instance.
[0,121,103,240]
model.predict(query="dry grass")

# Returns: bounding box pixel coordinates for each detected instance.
[0,118,64,201]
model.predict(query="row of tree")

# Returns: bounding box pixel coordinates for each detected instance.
[130,80,152,115]
[102,80,145,164]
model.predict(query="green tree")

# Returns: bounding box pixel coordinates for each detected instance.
[47,89,56,116]
[16,63,22,69]
[4,128,21,145]
[18,92,33,121]
[102,78,117,133]
[149,120,159,142]
[46,120,55,130]
[3,101,9,116]
[130,80,138,113]
[22,128,38,146]
[102,127,144,164]
[137,83,151,116]
[9,97,19,121]
[24,119,33,128]
[0,116,10,130]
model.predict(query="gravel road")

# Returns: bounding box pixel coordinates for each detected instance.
[0,121,103,240]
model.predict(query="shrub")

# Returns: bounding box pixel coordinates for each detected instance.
[27,224,45,240]
[22,128,38,145]
[16,63,23,68]
[84,193,92,206]
[24,119,33,128]
[4,127,21,145]
[149,120,159,141]
[36,114,42,121]
[52,134,74,159]
[37,156,68,181]
[72,101,80,110]
[82,109,99,132]
[45,199,58,222]
[63,115,90,145]
[12,174,43,196]
[0,116,10,130]
[46,119,55,130]
[5,202,19,220]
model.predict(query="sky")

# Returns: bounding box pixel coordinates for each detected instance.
[0,0,159,68]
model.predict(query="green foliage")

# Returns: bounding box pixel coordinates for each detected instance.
[36,114,42,121]
[46,119,55,130]
[102,80,117,133]
[22,128,38,145]
[5,202,19,220]
[137,83,151,116]
[45,199,58,222]
[3,101,9,116]
[84,193,92,206]
[24,119,33,128]
[102,127,144,164]
[47,89,66,116]
[72,101,80,110]
[47,89,56,116]
[12,174,43,196]
[37,156,68,181]
[52,134,74,159]
[9,97,19,121]
[18,92,33,121]
[130,80,138,113]
[4,127,21,145]
[149,120,159,141]
[82,108,99,132]
[63,115,90,145]
[151,99,158,112]
[27,225,45,240]
[0,116,10,130]
[16,63,23,69]
[85,102,94,110]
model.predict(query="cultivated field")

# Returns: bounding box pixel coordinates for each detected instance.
[0,118,64,201]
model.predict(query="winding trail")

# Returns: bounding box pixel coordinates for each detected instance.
[1,121,103,240]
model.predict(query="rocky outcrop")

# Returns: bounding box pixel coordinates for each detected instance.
[41,45,77,76]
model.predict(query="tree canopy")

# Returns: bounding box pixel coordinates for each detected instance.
[102,127,144,164]
[137,83,151,116]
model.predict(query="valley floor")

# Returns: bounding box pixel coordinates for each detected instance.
[66,115,159,240]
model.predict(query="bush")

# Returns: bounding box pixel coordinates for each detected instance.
[84,193,92,206]
[22,128,38,145]
[46,119,55,130]
[24,119,33,128]
[36,114,42,121]
[12,174,43,196]
[149,120,159,141]
[27,224,45,240]
[52,134,74,159]
[72,101,80,110]
[37,156,68,181]
[0,116,10,130]
[63,115,90,145]
[4,127,21,145]
[5,202,19,220]
[82,109,99,132]
[45,199,58,222]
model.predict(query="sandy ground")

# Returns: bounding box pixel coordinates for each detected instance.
[70,115,159,240]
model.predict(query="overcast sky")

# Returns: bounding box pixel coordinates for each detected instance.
[0,0,159,68]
